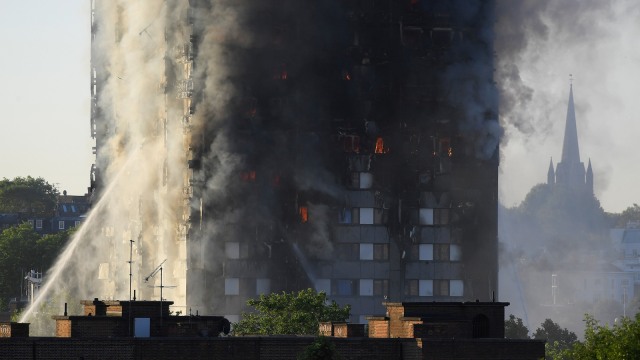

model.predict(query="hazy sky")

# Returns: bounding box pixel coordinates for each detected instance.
[0,1,639,212]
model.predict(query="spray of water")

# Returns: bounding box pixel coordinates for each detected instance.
[20,148,141,325]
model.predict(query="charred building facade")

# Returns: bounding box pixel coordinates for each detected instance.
[89,0,499,323]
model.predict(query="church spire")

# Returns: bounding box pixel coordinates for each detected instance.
[547,157,555,185]
[561,83,581,164]
[586,158,594,194]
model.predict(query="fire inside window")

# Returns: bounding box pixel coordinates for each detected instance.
[299,206,308,223]
[439,138,452,157]
[241,171,256,182]
[342,70,352,81]
[274,64,288,80]
[374,137,388,154]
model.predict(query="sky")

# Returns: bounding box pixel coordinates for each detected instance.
[0,1,639,213]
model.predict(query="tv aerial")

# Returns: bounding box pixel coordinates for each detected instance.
[144,259,176,301]
[145,259,176,326]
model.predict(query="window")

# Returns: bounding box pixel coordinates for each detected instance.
[350,172,374,189]
[405,280,419,296]
[373,279,389,296]
[434,244,450,261]
[338,208,352,224]
[337,243,359,260]
[58,221,65,230]
[434,209,449,225]
[434,279,449,296]
[419,280,433,296]
[360,208,374,224]
[419,208,434,225]
[256,278,270,295]
[450,280,464,296]
[419,244,433,261]
[35,219,42,229]
[333,280,355,296]
[225,278,239,295]
[373,244,389,260]
[225,242,240,259]
[419,208,449,225]
[315,279,331,294]
[360,279,373,296]
[62,205,68,213]
[360,243,373,260]
[450,244,461,261]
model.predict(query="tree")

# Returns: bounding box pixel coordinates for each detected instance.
[533,319,577,360]
[233,288,351,335]
[0,224,71,310]
[298,337,342,360]
[550,314,640,360]
[0,177,59,217]
[505,314,530,339]
[0,223,40,306]
[608,203,640,228]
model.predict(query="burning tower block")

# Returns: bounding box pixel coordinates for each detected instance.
[89,0,499,323]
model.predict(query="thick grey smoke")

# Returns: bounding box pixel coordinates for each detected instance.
[495,1,640,337]
[24,0,504,333]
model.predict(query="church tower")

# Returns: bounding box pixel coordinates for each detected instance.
[548,84,593,194]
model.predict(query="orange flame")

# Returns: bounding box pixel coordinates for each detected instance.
[299,206,308,223]
[375,137,386,154]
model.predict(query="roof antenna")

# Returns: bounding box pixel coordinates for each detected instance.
[569,74,573,88]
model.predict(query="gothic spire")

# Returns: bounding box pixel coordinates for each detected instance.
[547,157,555,185]
[561,84,581,164]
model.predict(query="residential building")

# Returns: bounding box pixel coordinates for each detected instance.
[89,0,499,323]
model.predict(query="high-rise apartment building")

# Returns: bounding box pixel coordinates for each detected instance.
[89,0,499,323]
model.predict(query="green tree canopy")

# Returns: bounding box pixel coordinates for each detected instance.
[0,177,59,217]
[505,314,530,339]
[607,203,640,228]
[233,288,351,336]
[533,318,577,359]
[0,224,72,309]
